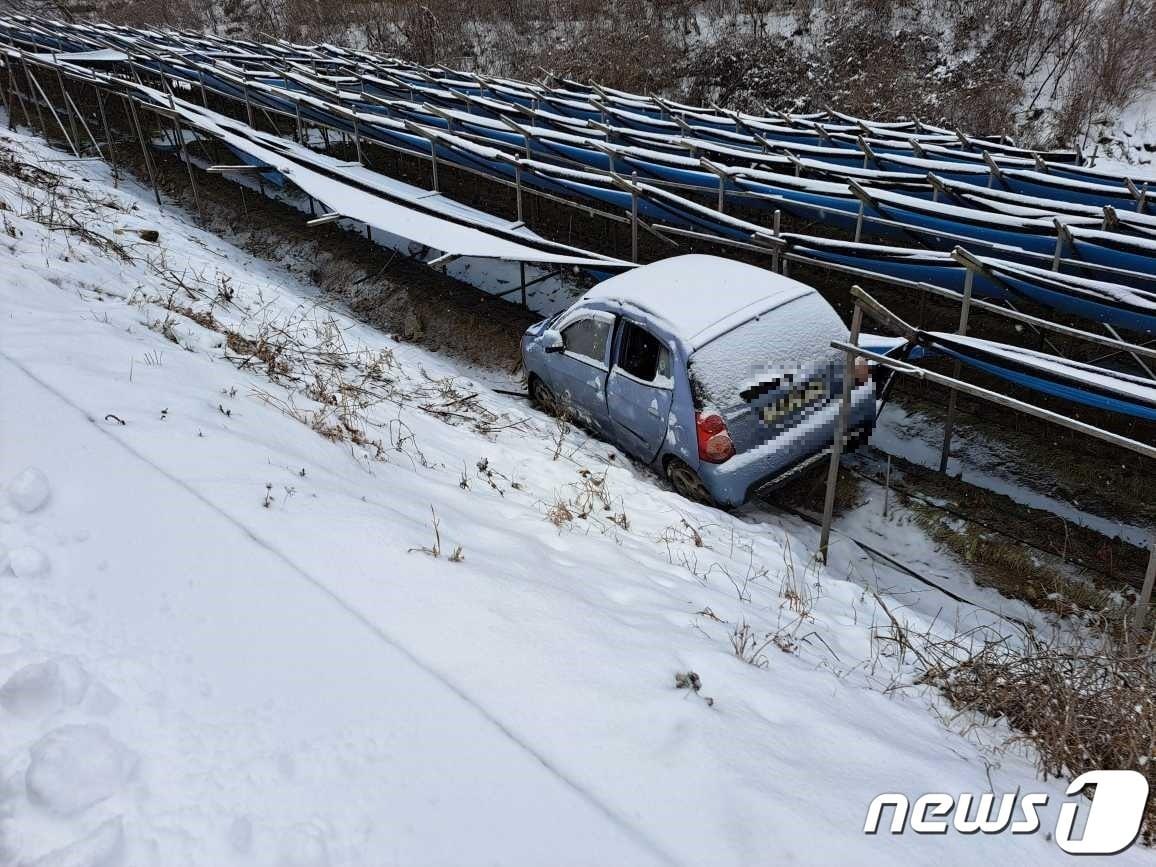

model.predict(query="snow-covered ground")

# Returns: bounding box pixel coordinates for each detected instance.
[872,406,1152,548]
[0,121,1149,866]
[1087,88,1156,178]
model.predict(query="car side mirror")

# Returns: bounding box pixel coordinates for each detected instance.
[542,329,564,354]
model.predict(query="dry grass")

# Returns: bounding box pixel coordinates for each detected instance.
[909,500,1118,618]
[916,628,1156,842]
[543,467,629,532]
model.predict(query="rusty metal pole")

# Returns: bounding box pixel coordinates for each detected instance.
[939,267,974,474]
[819,301,864,564]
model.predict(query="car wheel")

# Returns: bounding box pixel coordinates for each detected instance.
[665,458,715,506]
[529,376,559,415]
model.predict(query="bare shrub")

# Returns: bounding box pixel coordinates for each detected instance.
[409,505,444,557]
[919,628,1156,841]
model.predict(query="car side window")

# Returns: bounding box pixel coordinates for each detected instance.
[617,320,670,385]
[562,316,612,365]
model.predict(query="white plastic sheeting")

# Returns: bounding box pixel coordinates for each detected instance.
[128,83,634,268]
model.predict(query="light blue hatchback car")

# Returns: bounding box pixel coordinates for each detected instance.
[521,255,876,506]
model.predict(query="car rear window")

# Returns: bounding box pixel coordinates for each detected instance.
[688,293,848,409]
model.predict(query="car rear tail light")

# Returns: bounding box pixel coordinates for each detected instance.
[696,411,735,464]
[853,356,870,386]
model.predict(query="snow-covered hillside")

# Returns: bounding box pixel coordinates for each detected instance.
[0,122,1145,866]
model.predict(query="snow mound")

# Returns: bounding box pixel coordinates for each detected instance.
[0,658,89,719]
[278,825,331,867]
[8,468,51,513]
[24,817,125,867]
[9,546,50,579]
[26,725,137,815]
[226,816,253,855]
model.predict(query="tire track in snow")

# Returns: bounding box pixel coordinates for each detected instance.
[0,352,684,867]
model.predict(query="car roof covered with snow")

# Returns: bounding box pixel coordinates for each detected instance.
[580,254,817,349]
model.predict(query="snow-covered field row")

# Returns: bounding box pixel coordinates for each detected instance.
[0,120,1145,865]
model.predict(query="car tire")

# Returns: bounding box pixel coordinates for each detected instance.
[665,458,716,506]
[529,376,559,416]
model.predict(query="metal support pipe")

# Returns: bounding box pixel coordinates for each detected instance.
[172,116,204,223]
[520,261,527,308]
[630,177,639,264]
[819,300,863,564]
[125,96,162,207]
[5,53,31,130]
[0,50,12,122]
[243,83,255,128]
[53,63,80,150]
[938,267,974,474]
[1126,178,1148,214]
[841,340,1156,460]
[65,88,102,157]
[1138,541,1156,633]
[771,209,781,273]
[22,58,46,135]
[1051,218,1073,272]
[514,162,524,223]
[25,64,78,156]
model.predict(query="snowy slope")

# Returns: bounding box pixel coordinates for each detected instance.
[0,123,1147,866]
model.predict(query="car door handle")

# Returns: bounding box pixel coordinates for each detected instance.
[647,406,660,417]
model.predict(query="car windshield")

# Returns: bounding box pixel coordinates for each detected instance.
[688,294,848,410]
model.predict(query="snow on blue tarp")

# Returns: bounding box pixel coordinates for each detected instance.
[1067,227,1156,278]
[782,236,1004,297]
[874,153,992,184]
[923,332,1156,421]
[733,179,862,225]
[1002,169,1154,214]
[863,188,1101,256]
[781,234,1156,335]
[1048,161,1156,188]
[978,259,1156,335]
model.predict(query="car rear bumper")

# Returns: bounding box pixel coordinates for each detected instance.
[697,384,876,507]
[741,422,872,502]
